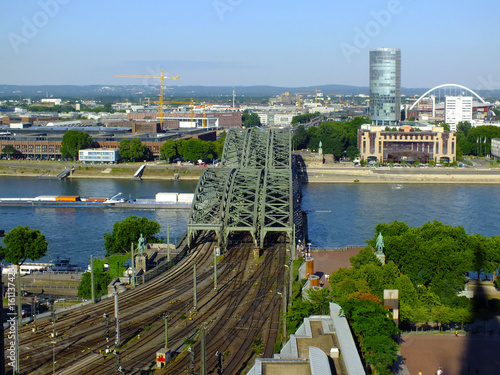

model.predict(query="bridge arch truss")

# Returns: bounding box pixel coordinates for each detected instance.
[409,83,486,111]
[188,128,294,249]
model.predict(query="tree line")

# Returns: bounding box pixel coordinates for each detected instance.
[456,122,500,159]
[58,130,226,163]
[292,116,369,160]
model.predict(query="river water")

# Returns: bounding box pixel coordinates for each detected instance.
[0,176,499,267]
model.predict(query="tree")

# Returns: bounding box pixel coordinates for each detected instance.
[214,131,226,159]
[292,125,309,150]
[346,145,360,160]
[291,112,320,125]
[60,130,93,161]
[77,266,112,299]
[119,138,150,162]
[457,121,472,137]
[0,226,48,267]
[242,110,261,128]
[177,138,214,162]
[2,145,18,158]
[0,226,48,324]
[104,216,161,256]
[160,139,177,162]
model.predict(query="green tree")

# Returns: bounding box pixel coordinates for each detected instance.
[457,121,472,137]
[77,266,113,299]
[119,138,150,162]
[286,287,330,334]
[431,305,452,332]
[467,234,497,282]
[160,139,177,162]
[0,226,48,324]
[60,130,93,161]
[346,145,360,160]
[0,225,48,267]
[104,216,161,256]
[177,138,214,162]
[291,125,309,150]
[2,145,18,158]
[291,112,320,125]
[214,131,226,159]
[341,297,399,375]
[242,110,261,128]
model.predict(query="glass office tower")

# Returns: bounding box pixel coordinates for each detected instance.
[369,48,401,126]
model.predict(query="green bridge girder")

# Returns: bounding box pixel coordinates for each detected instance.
[220,128,249,168]
[188,127,294,249]
[187,167,235,246]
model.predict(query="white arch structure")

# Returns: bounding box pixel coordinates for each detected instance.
[409,83,486,110]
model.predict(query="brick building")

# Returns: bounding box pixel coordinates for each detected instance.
[127,111,242,129]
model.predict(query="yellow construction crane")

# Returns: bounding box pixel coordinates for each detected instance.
[114,69,179,126]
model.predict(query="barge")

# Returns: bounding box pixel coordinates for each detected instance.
[0,192,193,209]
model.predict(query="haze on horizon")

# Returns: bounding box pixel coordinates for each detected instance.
[1,0,499,92]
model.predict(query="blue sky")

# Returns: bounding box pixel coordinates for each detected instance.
[1,0,499,90]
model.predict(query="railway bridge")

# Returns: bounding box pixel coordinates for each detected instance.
[187,127,303,249]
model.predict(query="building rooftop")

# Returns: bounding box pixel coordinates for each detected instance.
[248,303,365,375]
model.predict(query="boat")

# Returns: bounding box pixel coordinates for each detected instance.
[392,184,403,190]
[104,192,126,203]
[50,256,82,272]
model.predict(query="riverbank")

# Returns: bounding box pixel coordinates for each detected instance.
[0,160,203,180]
[2,160,500,183]
[307,164,500,184]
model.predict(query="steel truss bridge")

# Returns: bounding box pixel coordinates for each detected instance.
[188,127,299,249]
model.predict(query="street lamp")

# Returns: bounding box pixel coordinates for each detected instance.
[307,242,311,256]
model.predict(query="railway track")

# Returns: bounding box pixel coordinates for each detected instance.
[9,231,288,374]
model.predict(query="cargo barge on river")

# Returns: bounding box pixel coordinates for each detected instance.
[0,192,193,209]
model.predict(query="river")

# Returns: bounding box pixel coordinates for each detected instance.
[0,177,499,267]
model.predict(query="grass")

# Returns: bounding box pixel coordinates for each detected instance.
[92,253,131,279]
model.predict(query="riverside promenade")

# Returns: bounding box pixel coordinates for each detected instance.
[2,158,500,183]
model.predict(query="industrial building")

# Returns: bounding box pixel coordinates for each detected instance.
[358,124,456,163]
[79,148,121,163]
[127,111,242,130]
[369,48,401,126]
[0,126,217,160]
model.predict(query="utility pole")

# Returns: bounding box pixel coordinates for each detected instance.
[131,243,135,288]
[17,264,22,327]
[51,301,56,338]
[193,262,197,313]
[163,313,169,349]
[216,351,224,374]
[201,327,206,375]
[114,289,121,372]
[104,313,110,354]
[90,255,95,303]
[32,297,37,333]
[214,246,218,292]
[282,286,287,344]
[167,224,171,262]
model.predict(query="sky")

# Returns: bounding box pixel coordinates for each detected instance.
[1,0,499,91]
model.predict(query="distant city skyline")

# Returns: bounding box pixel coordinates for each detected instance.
[1,0,499,92]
